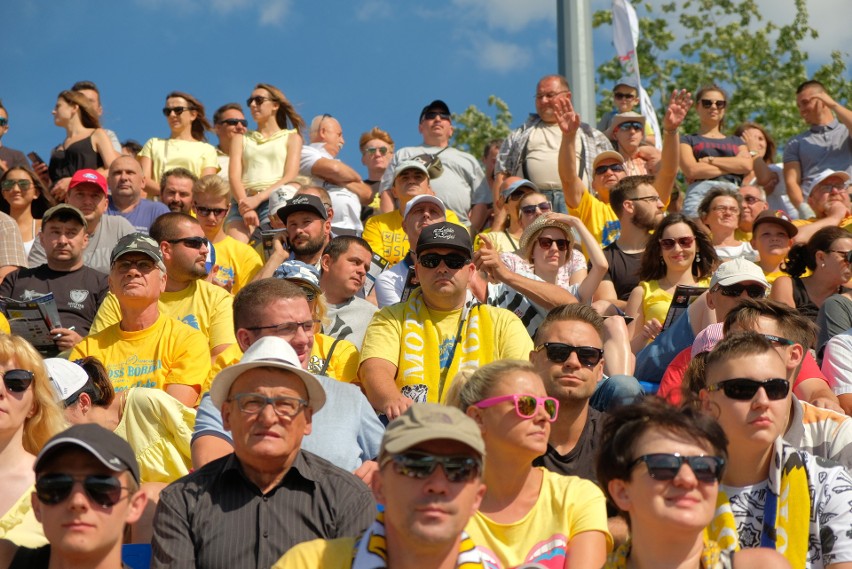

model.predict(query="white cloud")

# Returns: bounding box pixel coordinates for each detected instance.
[452,0,554,33]
[355,0,392,21]
[258,0,291,26]
[135,0,290,26]
[472,38,532,73]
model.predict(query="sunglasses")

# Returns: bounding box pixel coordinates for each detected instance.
[0,118,7,127]
[762,334,794,346]
[167,236,208,250]
[36,474,127,508]
[594,163,625,176]
[474,393,559,422]
[113,258,157,273]
[520,202,552,215]
[659,236,695,250]
[700,99,727,109]
[244,319,319,336]
[534,342,603,367]
[713,284,766,299]
[418,253,470,270]
[618,121,644,131]
[228,393,308,418]
[705,377,790,401]
[1,179,33,192]
[219,118,248,127]
[194,205,229,218]
[742,195,763,205]
[422,111,451,121]
[246,96,274,107]
[630,453,725,483]
[537,237,569,251]
[829,250,852,264]
[388,451,481,483]
[1,369,34,393]
[613,92,636,101]
[363,146,389,156]
[162,106,193,117]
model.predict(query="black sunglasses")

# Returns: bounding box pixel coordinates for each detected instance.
[714,284,765,299]
[537,237,569,251]
[194,205,229,218]
[705,378,790,401]
[828,250,852,264]
[422,111,451,121]
[0,118,7,127]
[520,202,552,215]
[418,253,470,270]
[162,106,193,117]
[2,369,34,393]
[594,163,625,176]
[618,121,644,131]
[36,474,127,508]
[534,343,603,367]
[630,453,725,483]
[246,96,274,107]
[613,92,636,101]
[388,452,481,483]
[219,118,248,127]
[700,99,727,109]
[659,236,695,250]
[167,236,208,249]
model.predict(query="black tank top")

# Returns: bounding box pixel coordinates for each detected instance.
[48,133,104,182]
[8,545,50,569]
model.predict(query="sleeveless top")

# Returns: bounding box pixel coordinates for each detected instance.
[48,133,103,182]
[8,545,50,569]
[791,276,820,323]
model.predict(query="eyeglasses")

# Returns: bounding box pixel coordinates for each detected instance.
[474,393,559,422]
[628,195,661,203]
[167,236,208,250]
[815,181,849,193]
[219,118,248,127]
[613,92,636,101]
[594,163,625,176]
[713,283,766,298]
[418,253,471,270]
[537,236,569,251]
[1,369,34,393]
[1,179,33,192]
[388,452,481,483]
[162,106,193,117]
[244,319,319,336]
[112,258,157,273]
[630,453,725,483]
[535,91,569,100]
[36,474,127,508]
[700,99,727,109]
[228,393,308,418]
[0,118,7,127]
[618,121,644,131]
[659,236,695,250]
[828,250,852,264]
[742,195,764,205]
[194,205,229,218]
[520,202,552,216]
[422,111,451,121]
[363,146,389,156]
[534,343,603,368]
[246,96,274,107]
[705,378,790,401]
[711,205,739,214]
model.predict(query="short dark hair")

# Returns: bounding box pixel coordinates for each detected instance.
[610,175,656,217]
[121,140,143,155]
[71,80,99,94]
[697,186,742,219]
[722,298,817,350]
[159,168,198,195]
[534,303,604,345]
[321,235,372,264]
[150,212,199,244]
[796,80,826,95]
[233,278,308,333]
[213,102,243,125]
[704,331,777,380]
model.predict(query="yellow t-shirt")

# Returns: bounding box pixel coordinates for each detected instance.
[114,387,196,484]
[641,278,711,325]
[465,468,611,568]
[212,236,263,295]
[90,280,236,353]
[272,536,355,569]
[139,137,219,183]
[70,314,210,393]
[0,486,46,547]
[473,228,521,254]
[0,313,9,334]
[362,209,461,265]
[570,190,620,247]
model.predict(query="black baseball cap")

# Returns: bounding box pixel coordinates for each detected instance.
[277,194,328,223]
[419,100,451,122]
[416,221,472,258]
[35,424,141,484]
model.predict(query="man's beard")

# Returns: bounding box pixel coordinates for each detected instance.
[631,208,662,232]
[292,233,326,258]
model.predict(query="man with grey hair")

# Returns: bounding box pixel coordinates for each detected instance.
[738,184,768,235]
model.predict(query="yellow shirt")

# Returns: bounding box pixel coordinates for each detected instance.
[272,537,355,569]
[90,280,236,353]
[114,387,196,484]
[212,236,263,295]
[139,137,219,183]
[0,313,9,334]
[0,486,46,548]
[570,189,620,247]
[641,278,710,325]
[70,314,210,393]
[362,209,460,265]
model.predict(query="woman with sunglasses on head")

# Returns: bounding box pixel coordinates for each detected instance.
[597,397,787,569]
[0,335,66,548]
[139,91,219,199]
[627,214,718,352]
[448,359,611,569]
[691,332,852,568]
[226,83,305,243]
[697,187,757,262]
[0,167,52,256]
[770,225,852,324]
[47,90,119,202]
[679,85,752,217]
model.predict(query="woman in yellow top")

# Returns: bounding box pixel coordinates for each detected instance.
[627,214,717,352]
[139,91,219,198]
[449,360,610,569]
[0,335,66,547]
[227,83,305,242]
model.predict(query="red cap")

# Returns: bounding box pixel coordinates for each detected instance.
[68,169,107,194]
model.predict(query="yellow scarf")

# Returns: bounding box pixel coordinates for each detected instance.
[396,289,494,404]
[706,438,810,568]
[605,539,728,568]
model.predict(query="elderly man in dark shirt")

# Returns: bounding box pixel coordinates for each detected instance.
[151,336,375,569]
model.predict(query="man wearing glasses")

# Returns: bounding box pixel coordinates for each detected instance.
[105,155,170,235]
[793,169,852,241]
[70,233,210,407]
[737,184,769,237]
[0,424,147,568]
[212,103,247,178]
[153,335,375,569]
[273,403,488,569]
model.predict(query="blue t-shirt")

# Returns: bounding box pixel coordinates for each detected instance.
[107,198,170,235]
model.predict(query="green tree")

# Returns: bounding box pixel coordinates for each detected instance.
[450,95,513,160]
[594,0,850,149]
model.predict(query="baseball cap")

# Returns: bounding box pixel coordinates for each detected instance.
[209,336,326,411]
[35,424,141,484]
[614,76,640,90]
[415,221,472,258]
[44,358,89,405]
[393,160,430,182]
[68,169,107,194]
[379,403,485,463]
[419,100,451,122]
[277,194,328,224]
[403,195,446,219]
[273,260,321,293]
[606,111,646,138]
[751,210,798,238]
[41,204,88,230]
[691,323,725,358]
[268,184,299,219]
[806,169,851,194]
[500,178,538,201]
[709,258,769,289]
[110,233,167,272]
[592,151,625,171]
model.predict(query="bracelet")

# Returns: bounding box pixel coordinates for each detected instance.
[663,128,678,135]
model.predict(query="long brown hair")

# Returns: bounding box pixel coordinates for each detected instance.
[165,91,212,142]
[254,83,305,132]
[57,90,100,129]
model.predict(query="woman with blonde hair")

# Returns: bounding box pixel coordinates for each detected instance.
[0,334,66,547]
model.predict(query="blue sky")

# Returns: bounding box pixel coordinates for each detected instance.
[1,0,846,170]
